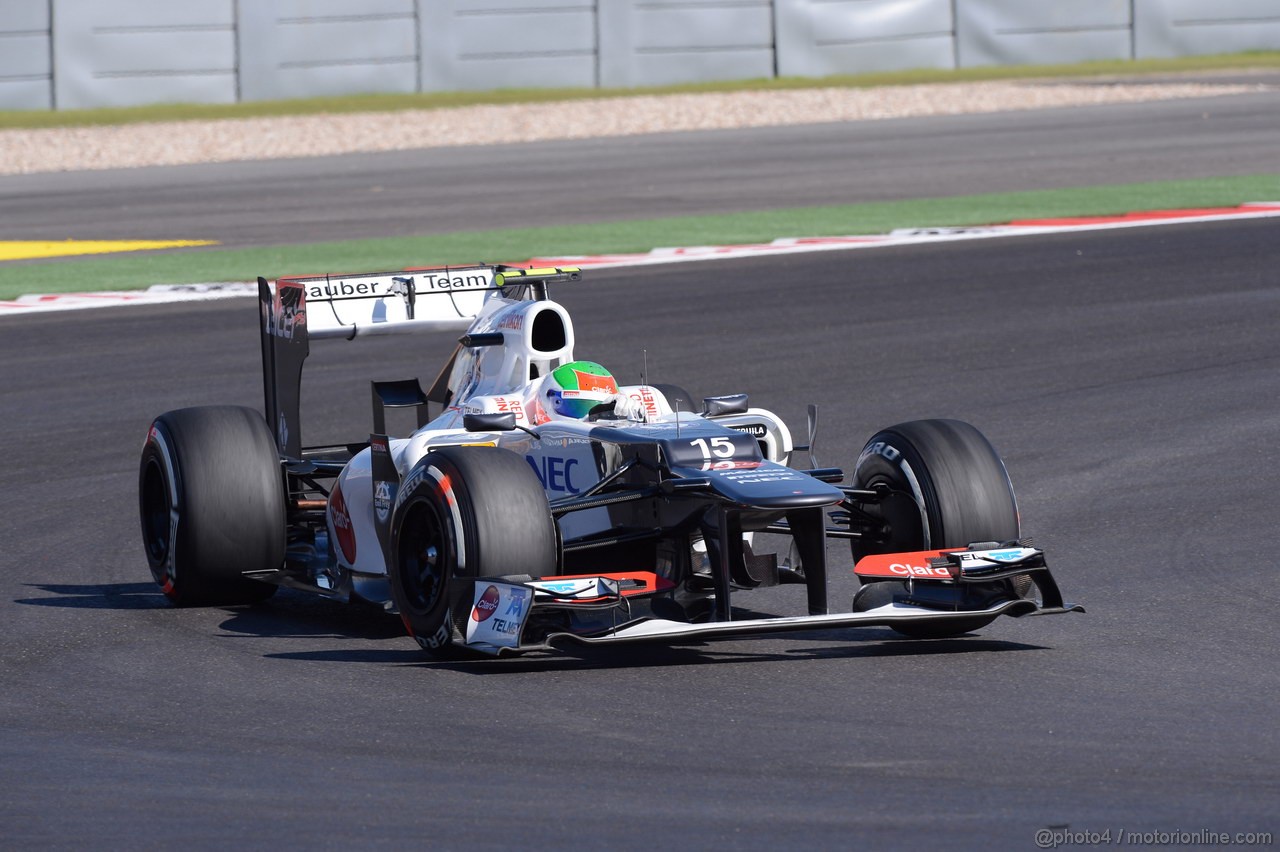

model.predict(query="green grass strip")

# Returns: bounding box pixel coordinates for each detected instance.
[2,51,1278,130]
[3,174,1277,300]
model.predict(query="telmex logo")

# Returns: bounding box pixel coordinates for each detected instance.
[889,563,952,577]
[960,549,1025,562]
[537,581,580,593]
[373,480,392,523]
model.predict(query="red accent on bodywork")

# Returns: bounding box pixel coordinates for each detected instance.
[329,481,357,564]
[854,550,956,580]
[699,460,761,471]
[540,571,676,602]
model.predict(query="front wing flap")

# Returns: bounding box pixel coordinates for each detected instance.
[455,567,1081,655]
[854,545,1083,612]
[544,599,1040,649]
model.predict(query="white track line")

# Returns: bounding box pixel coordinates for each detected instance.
[4,203,1279,315]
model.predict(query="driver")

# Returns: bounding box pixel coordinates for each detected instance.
[536,360,646,422]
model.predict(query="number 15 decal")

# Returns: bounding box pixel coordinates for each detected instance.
[689,436,736,459]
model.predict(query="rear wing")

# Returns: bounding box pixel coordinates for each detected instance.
[258,264,581,459]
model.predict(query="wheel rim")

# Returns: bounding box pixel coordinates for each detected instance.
[140,457,172,567]
[853,474,927,559]
[398,499,450,613]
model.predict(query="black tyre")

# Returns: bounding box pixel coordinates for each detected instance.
[652,383,697,415]
[849,419,1020,637]
[139,406,284,606]
[390,446,557,657]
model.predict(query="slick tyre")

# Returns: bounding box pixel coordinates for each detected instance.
[389,447,556,658]
[849,419,1020,638]
[139,406,284,606]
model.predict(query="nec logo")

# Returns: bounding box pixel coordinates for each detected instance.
[526,455,580,494]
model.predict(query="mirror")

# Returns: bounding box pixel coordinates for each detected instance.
[463,412,517,432]
[702,394,749,417]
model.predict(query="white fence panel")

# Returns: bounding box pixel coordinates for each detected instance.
[419,0,597,92]
[50,0,237,110]
[956,0,1131,68]
[1135,0,1280,58]
[599,0,774,88]
[0,0,52,109]
[775,0,955,78]
[238,0,419,101]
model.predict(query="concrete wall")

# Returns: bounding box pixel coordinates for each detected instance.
[775,0,955,78]
[956,0,1132,68]
[1134,0,1280,59]
[51,0,238,110]
[599,0,775,88]
[0,0,53,110]
[239,0,419,101]
[420,0,597,92]
[3,0,1279,111]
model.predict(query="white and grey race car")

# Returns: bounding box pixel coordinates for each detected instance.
[139,264,1082,657]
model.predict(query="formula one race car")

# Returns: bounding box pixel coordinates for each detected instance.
[139,264,1082,657]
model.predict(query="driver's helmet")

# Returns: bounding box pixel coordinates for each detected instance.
[543,361,618,419]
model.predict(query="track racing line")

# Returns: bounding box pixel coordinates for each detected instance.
[3,202,1277,315]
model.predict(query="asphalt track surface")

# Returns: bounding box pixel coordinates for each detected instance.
[3,215,1279,848]
[4,91,1280,848]
[2,85,1279,247]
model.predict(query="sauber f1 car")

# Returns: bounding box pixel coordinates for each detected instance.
[139,265,1082,657]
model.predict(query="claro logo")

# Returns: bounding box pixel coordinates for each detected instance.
[471,585,501,622]
[889,563,952,578]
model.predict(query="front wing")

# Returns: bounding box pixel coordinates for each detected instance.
[456,573,1083,656]
[546,599,1057,649]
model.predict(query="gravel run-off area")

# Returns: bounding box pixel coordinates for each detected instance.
[0,79,1268,176]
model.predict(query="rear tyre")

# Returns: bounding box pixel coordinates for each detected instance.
[139,406,283,606]
[849,419,1020,638]
[390,447,557,658]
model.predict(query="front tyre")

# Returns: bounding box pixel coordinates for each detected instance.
[139,406,284,606]
[849,419,1020,637]
[390,447,557,657]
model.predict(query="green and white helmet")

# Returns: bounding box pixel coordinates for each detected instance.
[543,361,618,419]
